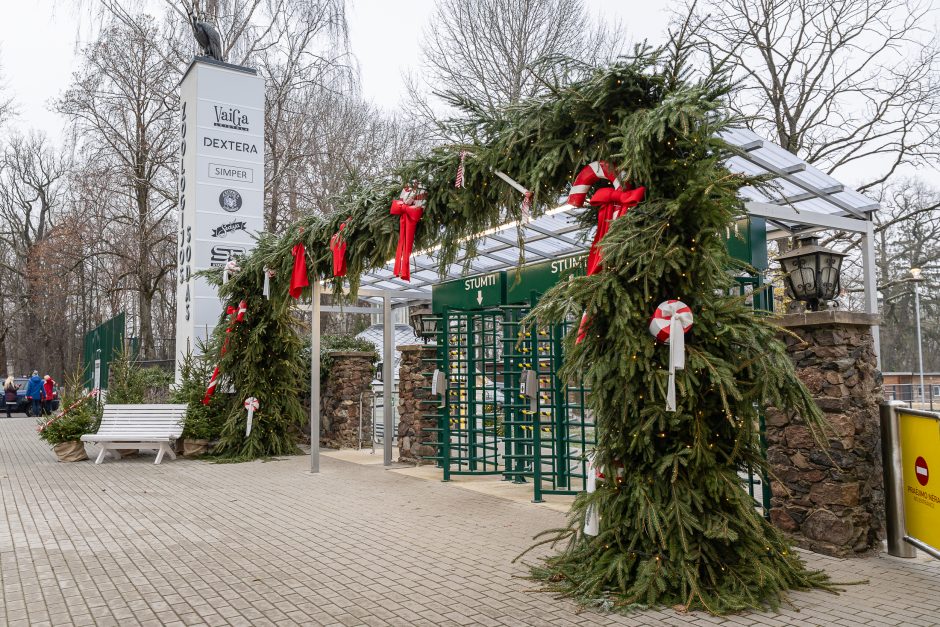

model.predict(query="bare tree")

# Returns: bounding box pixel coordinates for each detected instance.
[411,0,624,130]
[680,0,940,192]
[0,132,72,373]
[56,16,181,359]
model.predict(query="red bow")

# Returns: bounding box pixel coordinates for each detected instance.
[585,187,645,276]
[577,186,645,344]
[330,221,348,277]
[390,200,423,281]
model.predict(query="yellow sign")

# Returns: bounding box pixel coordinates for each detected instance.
[899,410,940,553]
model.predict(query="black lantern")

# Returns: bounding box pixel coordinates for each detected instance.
[777,235,847,311]
[409,304,437,343]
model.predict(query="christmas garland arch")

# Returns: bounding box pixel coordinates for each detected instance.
[205,47,831,613]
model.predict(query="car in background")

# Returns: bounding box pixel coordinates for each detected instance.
[8,377,60,416]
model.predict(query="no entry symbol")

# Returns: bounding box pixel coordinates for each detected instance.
[915,456,929,487]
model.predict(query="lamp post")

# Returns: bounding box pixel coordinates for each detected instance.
[911,267,926,406]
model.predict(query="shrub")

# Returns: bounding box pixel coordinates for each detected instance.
[174,348,227,441]
[37,368,99,445]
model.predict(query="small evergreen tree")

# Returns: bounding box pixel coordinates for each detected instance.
[174,348,227,442]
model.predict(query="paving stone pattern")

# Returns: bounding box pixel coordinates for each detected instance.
[1,417,939,627]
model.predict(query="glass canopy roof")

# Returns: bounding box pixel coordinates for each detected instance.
[357,127,880,296]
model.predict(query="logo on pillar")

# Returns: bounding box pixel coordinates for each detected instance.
[915,456,929,486]
[219,189,243,213]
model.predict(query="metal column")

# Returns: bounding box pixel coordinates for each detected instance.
[880,401,916,557]
[861,221,881,368]
[383,294,394,466]
[310,281,321,473]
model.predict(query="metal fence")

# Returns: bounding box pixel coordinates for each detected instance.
[884,384,940,411]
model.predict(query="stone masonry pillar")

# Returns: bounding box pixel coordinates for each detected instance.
[397,344,438,465]
[767,311,884,557]
[320,351,375,449]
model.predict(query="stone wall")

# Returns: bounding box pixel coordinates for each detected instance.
[397,344,438,465]
[320,351,374,449]
[767,311,884,557]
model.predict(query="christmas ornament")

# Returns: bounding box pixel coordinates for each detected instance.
[203,365,221,405]
[584,453,600,536]
[649,300,694,412]
[244,396,259,436]
[330,220,349,277]
[454,150,466,188]
[263,267,275,299]
[390,185,426,281]
[565,160,621,208]
[289,242,309,299]
[223,259,239,284]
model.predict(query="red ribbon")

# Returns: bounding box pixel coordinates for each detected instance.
[577,186,645,344]
[203,300,248,405]
[330,221,348,277]
[585,187,645,276]
[289,243,309,299]
[390,199,423,282]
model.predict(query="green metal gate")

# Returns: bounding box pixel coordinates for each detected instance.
[427,219,773,509]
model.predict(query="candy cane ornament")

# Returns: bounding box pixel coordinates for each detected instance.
[263,267,276,299]
[223,259,239,284]
[565,160,621,208]
[649,300,694,412]
[454,151,466,188]
[244,397,260,436]
[390,185,426,282]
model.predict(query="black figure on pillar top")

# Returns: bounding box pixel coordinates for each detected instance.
[187,7,224,62]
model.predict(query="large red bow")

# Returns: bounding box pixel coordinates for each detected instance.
[330,221,348,277]
[390,200,423,281]
[577,186,645,344]
[585,187,645,276]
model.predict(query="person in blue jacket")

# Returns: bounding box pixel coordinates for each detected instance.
[25,371,43,417]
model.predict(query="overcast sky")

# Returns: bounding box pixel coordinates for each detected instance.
[0,0,671,139]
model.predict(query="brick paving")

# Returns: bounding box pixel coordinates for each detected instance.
[1,416,939,627]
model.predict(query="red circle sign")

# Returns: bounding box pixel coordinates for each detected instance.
[915,456,929,487]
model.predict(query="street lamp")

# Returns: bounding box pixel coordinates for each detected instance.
[910,267,926,405]
[409,304,438,344]
[777,235,847,311]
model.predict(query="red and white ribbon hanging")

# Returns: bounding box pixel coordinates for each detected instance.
[244,396,260,436]
[649,300,694,412]
[390,185,426,282]
[454,151,466,188]
[223,259,240,284]
[263,267,275,299]
[203,365,221,405]
[584,453,600,536]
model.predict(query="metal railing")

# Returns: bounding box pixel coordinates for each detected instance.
[884,384,940,411]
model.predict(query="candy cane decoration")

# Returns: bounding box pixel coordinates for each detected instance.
[263,267,275,299]
[244,397,259,436]
[390,185,426,282]
[454,150,466,188]
[584,453,600,536]
[202,365,221,405]
[649,300,694,412]
[223,259,239,284]
[565,161,621,208]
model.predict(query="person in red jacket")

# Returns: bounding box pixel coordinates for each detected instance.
[42,375,56,416]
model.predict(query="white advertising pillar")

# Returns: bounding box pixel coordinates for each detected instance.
[175,58,265,379]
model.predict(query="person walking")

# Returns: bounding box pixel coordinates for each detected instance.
[42,375,57,415]
[4,376,17,418]
[25,371,43,417]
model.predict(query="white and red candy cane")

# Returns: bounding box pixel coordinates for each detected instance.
[454,151,466,188]
[649,300,693,344]
[244,396,260,436]
[566,161,621,208]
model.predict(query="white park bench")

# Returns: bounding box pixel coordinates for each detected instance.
[81,404,187,465]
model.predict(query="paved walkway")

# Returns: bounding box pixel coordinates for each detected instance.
[1,417,939,627]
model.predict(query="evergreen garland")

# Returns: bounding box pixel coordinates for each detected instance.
[208,41,832,612]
